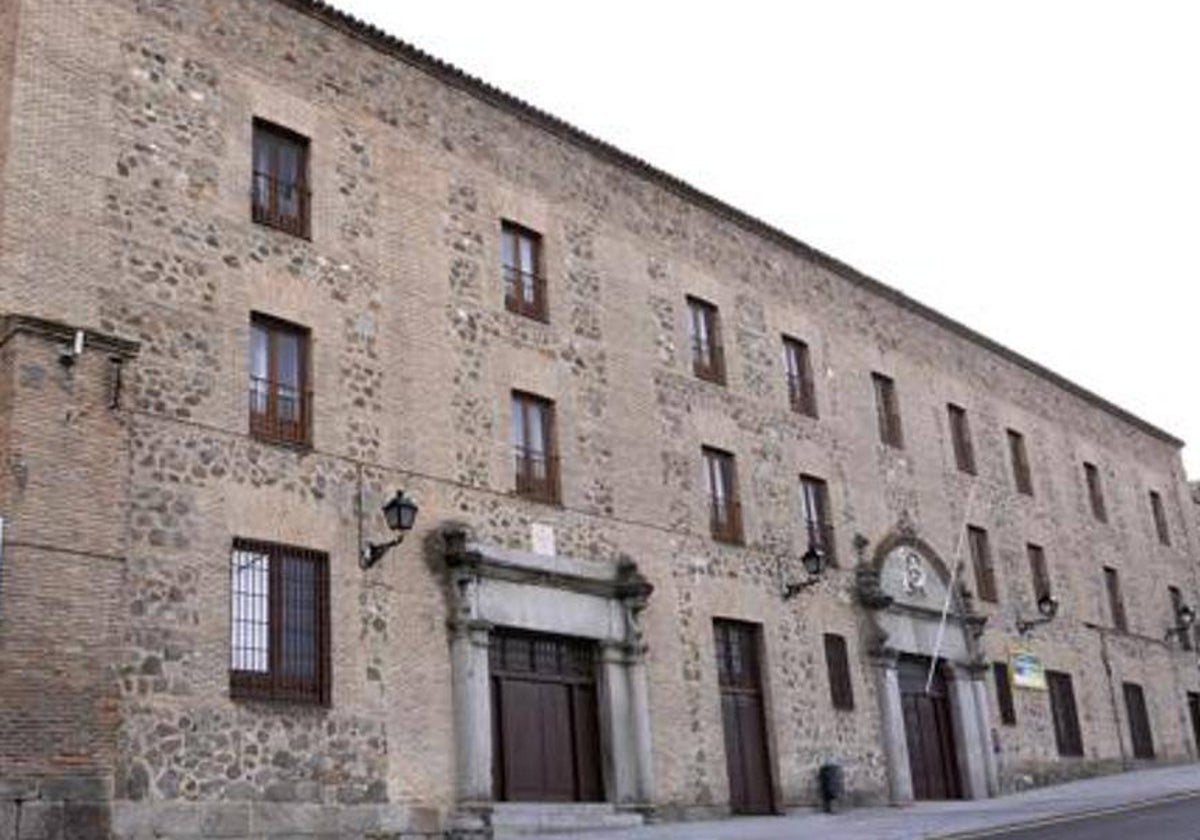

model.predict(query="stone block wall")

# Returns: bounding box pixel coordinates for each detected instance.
[0,0,1196,836]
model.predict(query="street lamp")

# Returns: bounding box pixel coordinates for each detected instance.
[1016,593,1059,635]
[360,490,418,569]
[782,542,826,600]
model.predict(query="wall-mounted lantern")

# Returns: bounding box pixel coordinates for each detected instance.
[1016,593,1059,635]
[782,542,826,600]
[1164,602,1196,643]
[360,489,418,569]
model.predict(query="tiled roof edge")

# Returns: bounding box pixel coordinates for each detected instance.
[276,0,1184,449]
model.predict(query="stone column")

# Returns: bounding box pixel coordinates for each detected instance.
[873,649,913,805]
[627,652,656,805]
[450,618,493,805]
[966,662,999,797]
[598,642,637,804]
[947,665,989,800]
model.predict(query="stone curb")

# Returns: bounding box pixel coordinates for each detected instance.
[926,788,1200,840]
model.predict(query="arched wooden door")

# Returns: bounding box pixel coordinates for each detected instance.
[899,656,962,800]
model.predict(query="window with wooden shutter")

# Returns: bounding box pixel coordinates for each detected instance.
[824,633,854,711]
[1188,693,1200,754]
[249,314,311,447]
[947,404,976,475]
[1170,586,1193,652]
[502,221,547,322]
[783,337,817,418]
[252,119,310,238]
[1007,429,1033,496]
[704,447,742,544]
[993,661,1016,726]
[1104,566,1127,632]
[872,373,903,448]
[1149,490,1170,546]
[800,474,836,567]
[1084,462,1107,522]
[1046,670,1083,757]
[230,538,330,705]
[1027,543,1051,602]
[688,297,726,385]
[968,525,997,603]
[511,391,559,504]
[1122,682,1155,760]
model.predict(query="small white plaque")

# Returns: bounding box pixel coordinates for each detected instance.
[531,523,556,557]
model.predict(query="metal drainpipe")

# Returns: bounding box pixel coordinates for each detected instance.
[1091,624,1129,769]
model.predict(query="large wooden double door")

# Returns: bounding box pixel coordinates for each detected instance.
[899,656,962,800]
[490,628,604,802]
[714,620,775,815]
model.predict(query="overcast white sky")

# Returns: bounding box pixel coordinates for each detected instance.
[332,1,1200,475]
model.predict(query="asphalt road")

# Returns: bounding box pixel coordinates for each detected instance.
[968,794,1200,840]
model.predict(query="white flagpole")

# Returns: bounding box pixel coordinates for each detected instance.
[925,484,976,695]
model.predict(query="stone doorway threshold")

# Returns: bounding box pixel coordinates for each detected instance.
[491,802,645,837]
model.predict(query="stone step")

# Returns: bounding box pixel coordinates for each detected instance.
[491,802,645,837]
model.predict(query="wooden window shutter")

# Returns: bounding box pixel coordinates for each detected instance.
[1105,566,1127,632]
[968,526,997,603]
[993,661,1016,726]
[824,633,854,711]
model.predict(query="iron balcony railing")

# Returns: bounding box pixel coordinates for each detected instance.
[252,170,311,239]
[710,498,743,544]
[788,373,817,417]
[692,339,726,385]
[804,520,837,567]
[249,376,312,447]
[503,266,549,322]
[514,446,560,505]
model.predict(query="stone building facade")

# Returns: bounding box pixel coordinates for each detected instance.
[1,1,1198,837]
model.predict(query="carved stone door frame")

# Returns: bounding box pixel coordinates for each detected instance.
[441,527,655,826]
[854,528,998,804]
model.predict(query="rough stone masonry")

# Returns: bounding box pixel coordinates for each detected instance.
[0,1,1197,838]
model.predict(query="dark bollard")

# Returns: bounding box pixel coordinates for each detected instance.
[818,762,844,813]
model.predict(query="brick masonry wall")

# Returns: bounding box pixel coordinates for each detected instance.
[0,0,18,235]
[0,0,1196,836]
[0,327,133,838]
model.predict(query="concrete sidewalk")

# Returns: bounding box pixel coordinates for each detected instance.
[535,763,1200,840]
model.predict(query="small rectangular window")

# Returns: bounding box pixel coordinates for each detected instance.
[800,474,836,567]
[249,314,311,447]
[947,404,976,475]
[252,119,310,238]
[1122,682,1155,760]
[1105,566,1127,632]
[1007,429,1033,495]
[968,525,997,603]
[1047,670,1083,757]
[511,392,559,504]
[501,221,547,322]
[689,297,726,385]
[824,633,854,711]
[872,373,903,448]
[993,661,1016,726]
[1188,693,1200,754]
[230,538,330,705]
[1170,586,1193,652]
[704,447,742,544]
[1149,490,1170,546]
[1084,462,1107,522]
[1027,543,1051,602]
[783,337,817,418]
